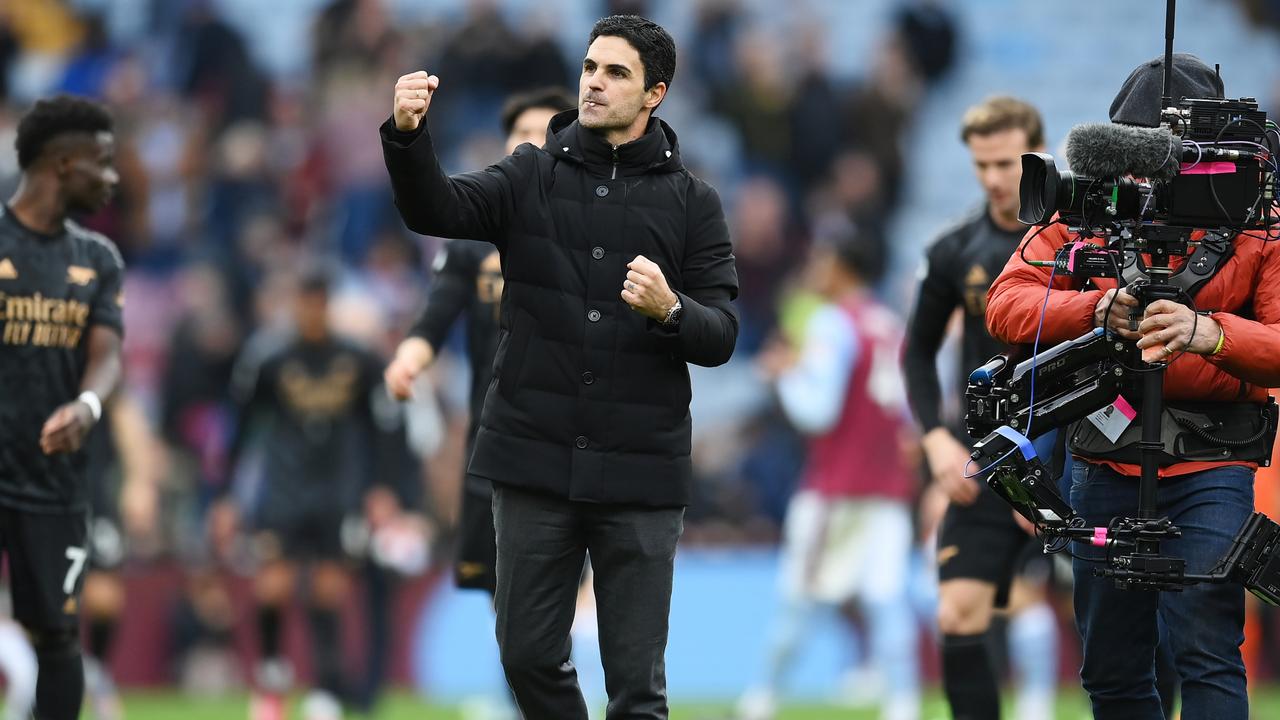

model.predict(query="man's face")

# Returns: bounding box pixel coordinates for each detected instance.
[805,246,839,297]
[505,107,559,155]
[966,128,1034,220]
[294,288,329,340]
[579,35,663,133]
[61,131,118,214]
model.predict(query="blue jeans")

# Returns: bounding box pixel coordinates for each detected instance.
[1070,460,1253,719]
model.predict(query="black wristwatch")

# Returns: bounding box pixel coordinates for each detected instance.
[662,297,683,326]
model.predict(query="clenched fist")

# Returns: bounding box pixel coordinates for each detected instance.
[621,255,679,322]
[394,71,440,132]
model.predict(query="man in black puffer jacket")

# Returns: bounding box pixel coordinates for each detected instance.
[381,14,738,719]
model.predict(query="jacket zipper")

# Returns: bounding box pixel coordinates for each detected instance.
[611,146,619,180]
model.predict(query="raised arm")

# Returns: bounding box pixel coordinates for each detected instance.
[380,71,529,243]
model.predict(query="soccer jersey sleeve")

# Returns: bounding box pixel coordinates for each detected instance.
[89,241,125,335]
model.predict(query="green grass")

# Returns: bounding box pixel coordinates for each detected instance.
[67,687,1280,719]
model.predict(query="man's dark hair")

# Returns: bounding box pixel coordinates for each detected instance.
[587,15,676,91]
[500,88,576,136]
[813,213,874,281]
[297,257,339,296]
[14,95,113,170]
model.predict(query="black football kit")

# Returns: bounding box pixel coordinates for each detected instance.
[903,205,1040,603]
[408,239,502,591]
[228,333,387,561]
[0,204,124,634]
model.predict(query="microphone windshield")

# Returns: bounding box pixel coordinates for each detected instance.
[1065,123,1180,181]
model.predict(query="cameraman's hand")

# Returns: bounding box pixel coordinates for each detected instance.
[393,71,439,132]
[922,427,981,505]
[1093,288,1142,341]
[1137,300,1222,357]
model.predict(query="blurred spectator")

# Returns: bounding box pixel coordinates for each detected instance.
[711,28,794,180]
[787,21,847,194]
[894,1,959,84]
[427,0,570,157]
[0,16,18,101]
[173,1,268,131]
[840,32,921,223]
[313,0,402,76]
[728,175,804,354]
[2,0,85,102]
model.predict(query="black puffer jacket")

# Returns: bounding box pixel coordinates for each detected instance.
[381,110,739,507]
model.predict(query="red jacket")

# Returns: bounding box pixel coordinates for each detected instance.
[986,222,1280,477]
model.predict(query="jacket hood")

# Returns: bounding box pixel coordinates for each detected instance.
[545,109,683,177]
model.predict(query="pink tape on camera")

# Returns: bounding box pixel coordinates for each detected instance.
[1180,162,1237,175]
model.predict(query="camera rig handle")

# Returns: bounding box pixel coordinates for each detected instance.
[965,328,1128,441]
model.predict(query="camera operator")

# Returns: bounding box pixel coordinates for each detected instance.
[902,96,1058,720]
[986,54,1280,720]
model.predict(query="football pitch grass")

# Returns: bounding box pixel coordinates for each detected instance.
[76,687,1280,719]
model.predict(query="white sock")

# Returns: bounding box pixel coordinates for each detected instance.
[1009,602,1057,720]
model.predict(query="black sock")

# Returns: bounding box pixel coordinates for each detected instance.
[88,616,117,661]
[308,606,343,697]
[258,605,283,660]
[34,644,84,720]
[942,633,1001,720]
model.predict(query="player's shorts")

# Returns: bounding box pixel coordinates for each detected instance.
[252,504,349,564]
[87,459,124,572]
[454,487,497,594]
[778,490,913,605]
[936,484,1045,607]
[0,506,89,632]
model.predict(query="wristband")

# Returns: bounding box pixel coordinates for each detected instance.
[1211,326,1226,356]
[78,390,102,422]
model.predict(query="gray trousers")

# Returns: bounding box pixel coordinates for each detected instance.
[492,484,685,720]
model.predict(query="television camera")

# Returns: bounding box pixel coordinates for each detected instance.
[964,0,1280,602]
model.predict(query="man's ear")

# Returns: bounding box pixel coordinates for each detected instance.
[645,82,668,110]
[47,136,78,176]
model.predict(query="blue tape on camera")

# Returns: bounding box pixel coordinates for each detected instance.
[994,425,1037,461]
